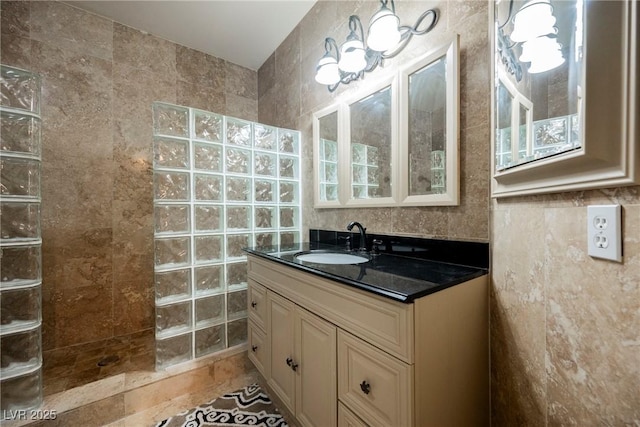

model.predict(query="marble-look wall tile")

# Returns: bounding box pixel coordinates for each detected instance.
[176,45,225,91]
[491,206,547,425]
[30,1,113,61]
[258,52,276,98]
[177,80,225,114]
[226,93,258,122]
[113,23,176,75]
[0,2,31,68]
[545,205,640,425]
[492,198,640,425]
[225,62,257,100]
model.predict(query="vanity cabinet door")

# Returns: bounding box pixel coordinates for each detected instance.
[248,320,269,378]
[338,402,368,427]
[338,330,413,427]
[295,307,337,427]
[267,291,296,413]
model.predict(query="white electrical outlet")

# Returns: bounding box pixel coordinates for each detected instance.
[587,205,622,262]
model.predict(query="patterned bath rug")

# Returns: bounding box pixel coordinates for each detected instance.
[155,383,289,427]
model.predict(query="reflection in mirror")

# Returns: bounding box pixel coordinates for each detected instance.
[408,56,446,196]
[494,0,583,170]
[317,111,339,202]
[349,86,392,199]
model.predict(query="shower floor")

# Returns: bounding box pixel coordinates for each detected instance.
[42,329,155,395]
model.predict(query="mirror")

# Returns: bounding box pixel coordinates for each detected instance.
[346,80,395,205]
[491,0,638,196]
[313,35,461,207]
[316,110,339,204]
[494,0,583,171]
[399,36,459,205]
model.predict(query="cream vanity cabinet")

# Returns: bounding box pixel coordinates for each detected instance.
[247,254,489,427]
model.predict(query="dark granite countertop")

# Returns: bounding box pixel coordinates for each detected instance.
[244,242,488,303]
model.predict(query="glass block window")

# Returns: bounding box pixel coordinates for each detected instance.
[152,103,301,368]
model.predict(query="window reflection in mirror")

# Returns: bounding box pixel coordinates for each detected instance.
[318,111,338,202]
[408,56,447,196]
[349,86,392,199]
[494,0,584,171]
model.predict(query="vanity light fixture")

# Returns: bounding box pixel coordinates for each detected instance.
[496,0,565,82]
[314,0,438,92]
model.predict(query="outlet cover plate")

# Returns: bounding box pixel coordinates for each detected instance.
[587,205,622,262]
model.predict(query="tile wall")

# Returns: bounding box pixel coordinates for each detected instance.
[0,0,258,380]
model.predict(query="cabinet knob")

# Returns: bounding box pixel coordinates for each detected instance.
[360,380,371,395]
[251,345,258,352]
[286,357,293,366]
[291,362,298,371]
[251,301,257,308]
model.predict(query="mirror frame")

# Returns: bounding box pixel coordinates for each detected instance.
[312,34,461,208]
[490,0,639,197]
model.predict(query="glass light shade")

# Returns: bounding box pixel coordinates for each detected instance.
[338,39,367,73]
[528,51,565,73]
[519,36,565,73]
[510,0,557,42]
[519,35,561,62]
[367,8,401,52]
[315,56,341,85]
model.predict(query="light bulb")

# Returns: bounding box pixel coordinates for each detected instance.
[519,36,565,73]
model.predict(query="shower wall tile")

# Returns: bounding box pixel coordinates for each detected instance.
[176,45,225,92]
[225,62,257,100]
[258,52,275,99]
[113,280,155,335]
[30,1,113,61]
[225,93,258,123]
[31,40,113,163]
[0,2,31,68]
[113,23,176,75]
[1,1,30,38]
[177,80,225,115]
[53,284,114,347]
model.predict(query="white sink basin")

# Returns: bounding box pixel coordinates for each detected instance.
[295,252,368,265]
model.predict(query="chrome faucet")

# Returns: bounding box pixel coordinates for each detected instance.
[346,221,367,252]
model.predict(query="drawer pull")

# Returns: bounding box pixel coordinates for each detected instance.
[251,301,257,308]
[286,357,298,371]
[360,380,371,395]
[251,345,258,352]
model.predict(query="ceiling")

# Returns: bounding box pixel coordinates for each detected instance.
[65,1,316,70]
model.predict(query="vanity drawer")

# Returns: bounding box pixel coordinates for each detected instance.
[337,330,413,427]
[338,402,368,427]
[248,320,269,378]
[248,279,267,330]
[248,255,414,363]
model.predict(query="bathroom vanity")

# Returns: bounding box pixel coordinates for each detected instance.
[244,233,489,427]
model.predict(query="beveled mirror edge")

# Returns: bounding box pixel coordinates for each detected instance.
[490,0,639,198]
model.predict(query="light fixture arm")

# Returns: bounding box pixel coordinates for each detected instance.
[383,9,438,59]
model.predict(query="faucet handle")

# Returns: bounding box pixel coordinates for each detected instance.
[372,239,383,255]
[338,235,351,250]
